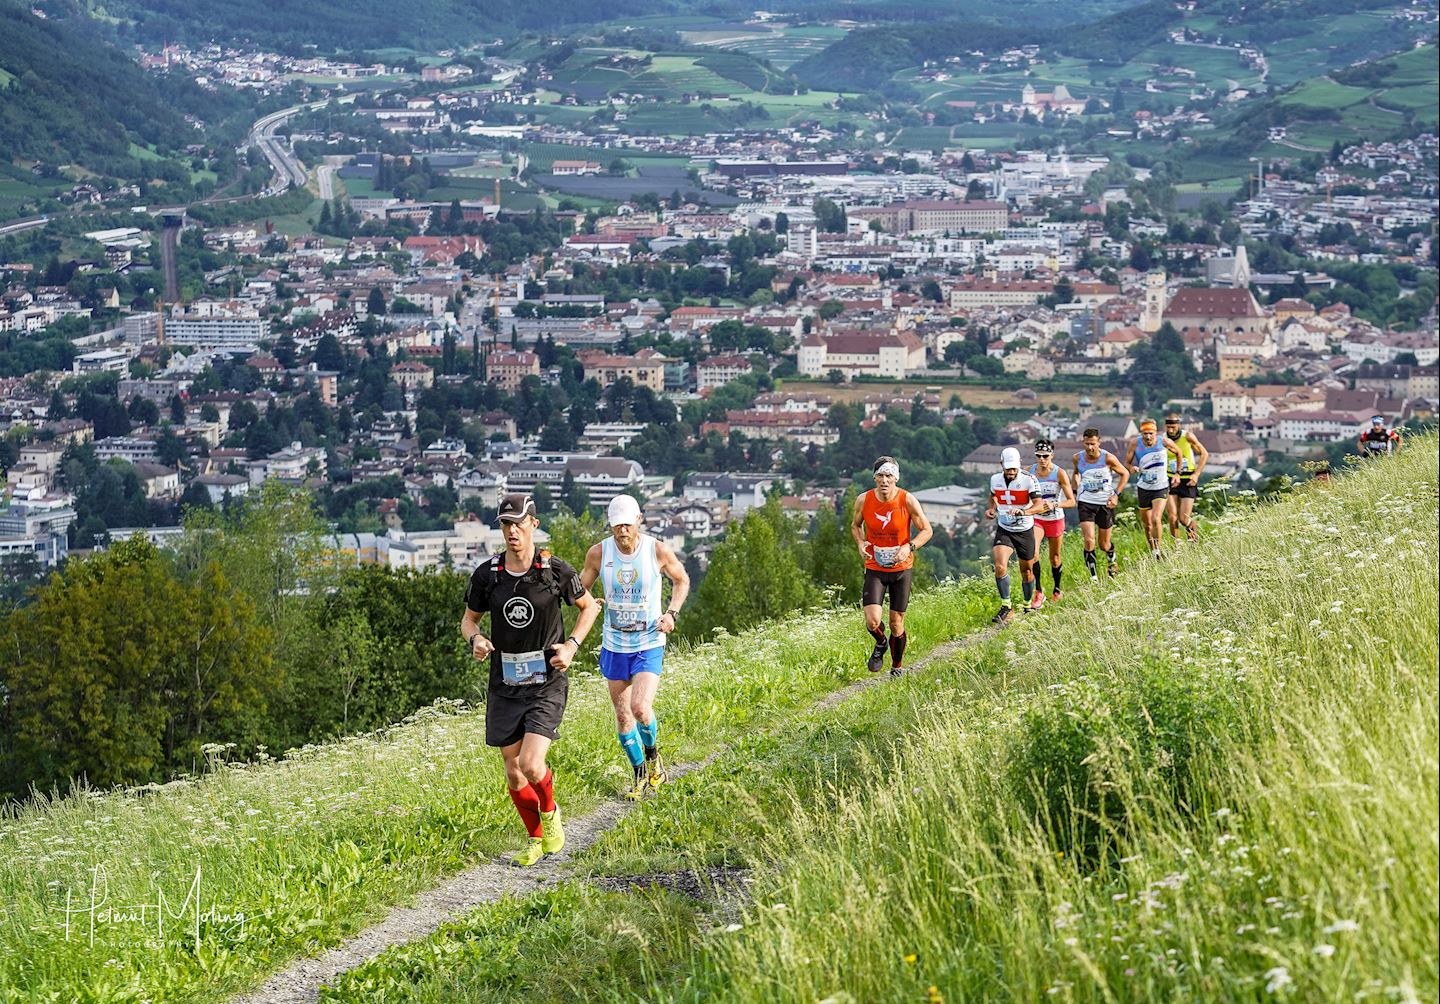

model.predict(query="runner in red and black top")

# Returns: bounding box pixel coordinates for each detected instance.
[985,447,1052,625]
[851,455,933,676]
[1358,415,1402,458]
[462,493,600,867]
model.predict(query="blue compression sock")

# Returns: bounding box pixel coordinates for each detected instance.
[996,573,1012,606]
[618,728,644,768]
[1022,575,1034,603]
[636,717,658,752]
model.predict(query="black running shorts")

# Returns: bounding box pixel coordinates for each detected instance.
[993,526,1037,562]
[1171,477,1199,500]
[485,675,569,747]
[862,568,913,612]
[1077,501,1116,529]
[1137,487,1169,509]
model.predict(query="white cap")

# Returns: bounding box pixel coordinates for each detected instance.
[606,494,642,527]
[1001,447,1022,470]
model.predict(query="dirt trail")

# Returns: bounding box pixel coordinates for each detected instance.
[230,627,996,1003]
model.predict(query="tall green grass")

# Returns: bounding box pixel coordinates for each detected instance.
[680,442,1439,1002]
[0,582,985,1002]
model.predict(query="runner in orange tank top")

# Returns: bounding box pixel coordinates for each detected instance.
[850,456,933,676]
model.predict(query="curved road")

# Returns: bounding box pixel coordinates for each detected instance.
[249,99,329,194]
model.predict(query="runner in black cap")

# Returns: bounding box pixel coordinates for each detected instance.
[461,493,600,866]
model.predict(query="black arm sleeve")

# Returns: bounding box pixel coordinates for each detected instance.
[550,558,584,605]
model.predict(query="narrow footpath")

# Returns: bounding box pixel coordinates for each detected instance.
[231,626,998,1004]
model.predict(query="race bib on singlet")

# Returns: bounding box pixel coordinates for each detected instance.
[607,603,649,633]
[1081,471,1107,494]
[1138,459,1167,490]
[501,649,548,687]
[871,544,903,567]
[998,510,1024,530]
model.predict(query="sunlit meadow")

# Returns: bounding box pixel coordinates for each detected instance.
[0,577,987,1002]
[677,441,1439,1002]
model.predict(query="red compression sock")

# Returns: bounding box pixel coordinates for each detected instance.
[530,769,556,813]
[508,784,542,837]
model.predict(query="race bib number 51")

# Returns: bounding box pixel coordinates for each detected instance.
[501,649,548,686]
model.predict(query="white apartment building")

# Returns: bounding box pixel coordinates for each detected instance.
[165,301,270,349]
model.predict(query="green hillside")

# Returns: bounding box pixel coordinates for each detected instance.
[2,443,1435,1001]
[329,446,1437,1001]
[1185,43,1439,179]
[0,1,252,217]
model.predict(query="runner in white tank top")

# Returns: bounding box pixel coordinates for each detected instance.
[1028,438,1075,605]
[580,495,691,801]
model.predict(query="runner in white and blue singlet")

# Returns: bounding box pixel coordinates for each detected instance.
[1126,419,1182,561]
[580,494,690,801]
[1072,428,1130,581]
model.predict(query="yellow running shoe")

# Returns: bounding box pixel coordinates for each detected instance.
[513,837,544,867]
[539,807,564,854]
[624,763,647,801]
[646,751,667,789]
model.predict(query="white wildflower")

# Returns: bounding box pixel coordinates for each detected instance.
[1265,967,1293,994]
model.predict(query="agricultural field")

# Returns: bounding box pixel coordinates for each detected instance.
[539,167,737,206]
[547,49,750,102]
[698,24,851,71]
[786,377,1084,411]
[1270,46,1439,148]
[0,176,48,219]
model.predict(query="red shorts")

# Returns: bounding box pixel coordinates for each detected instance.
[1034,517,1065,539]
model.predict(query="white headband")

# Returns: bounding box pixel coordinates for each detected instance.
[875,462,899,479]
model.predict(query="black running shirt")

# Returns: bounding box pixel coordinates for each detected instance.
[465,554,584,698]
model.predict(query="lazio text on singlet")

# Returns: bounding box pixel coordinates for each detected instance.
[600,534,665,653]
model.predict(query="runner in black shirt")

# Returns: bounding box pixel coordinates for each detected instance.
[461,494,599,867]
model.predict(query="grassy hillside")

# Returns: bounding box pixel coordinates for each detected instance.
[1180,43,1439,186]
[319,442,1438,1002]
[791,0,1431,105]
[0,580,992,1001]
[3,445,1434,1002]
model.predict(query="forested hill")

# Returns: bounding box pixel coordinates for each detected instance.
[0,1,246,168]
[93,0,667,48]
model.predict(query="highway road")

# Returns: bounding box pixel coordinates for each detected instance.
[0,215,51,238]
[248,100,324,194]
[3,95,358,233]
